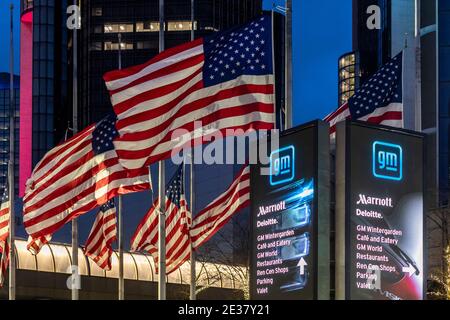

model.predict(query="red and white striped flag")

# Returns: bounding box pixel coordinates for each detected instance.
[325,52,403,136]
[0,185,10,243]
[0,239,9,288]
[103,15,275,170]
[0,185,10,287]
[23,114,151,240]
[27,235,52,256]
[190,165,250,249]
[84,200,117,271]
[130,166,191,274]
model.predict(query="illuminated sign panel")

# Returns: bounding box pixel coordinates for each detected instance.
[250,121,330,300]
[335,121,425,300]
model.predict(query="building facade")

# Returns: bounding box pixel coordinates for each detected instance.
[352,0,391,84]
[19,0,72,197]
[78,0,262,127]
[0,73,20,196]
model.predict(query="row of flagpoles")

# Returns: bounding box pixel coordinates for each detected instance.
[3,0,292,301]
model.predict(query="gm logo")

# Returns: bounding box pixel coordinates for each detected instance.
[372,141,403,181]
[270,146,295,186]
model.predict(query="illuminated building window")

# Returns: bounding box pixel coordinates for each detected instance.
[167,21,197,31]
[136,22,161,32]
[204,26,219,32]
[104,24,134,33]
[338,52,360,106]
[104,42,134,51]
[92,7,103,17]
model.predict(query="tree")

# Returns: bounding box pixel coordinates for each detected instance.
[428,245,450,300]
[427,205,450,299]
[195,211,251,299]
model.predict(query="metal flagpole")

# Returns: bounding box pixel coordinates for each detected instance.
[284,0,293,130]
[71,0,79,301]
[158,0,167,301]
[189,0,196,301]
[271,9,277,130]
[117,33,125,301]
[8,3,16,301]
[414,0,422,132]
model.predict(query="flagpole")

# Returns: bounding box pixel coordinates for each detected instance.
[8,3,16,301]
[271,9,277,130]
[189,0,196,301]
[71,0,79,301]
[117,32,125,301]
[158,0,167,301]
[414,0,422,132]
[285,0,292,130]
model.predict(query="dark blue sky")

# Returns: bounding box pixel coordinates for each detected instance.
[0,0,20,74]
[293,0,352,123]
[0,0,352,123]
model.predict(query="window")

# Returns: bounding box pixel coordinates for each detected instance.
[94,25,103,34]
[167,21,197,31]
[338,52,359,105]
[104,42,134,51]
[92,7,102,16]
[90,42,102,51]
[104,24,134,33]
[137,41,158,50]
[136,22,161,32]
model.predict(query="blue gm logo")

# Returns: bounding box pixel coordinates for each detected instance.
[270,146,295,186]
[373,141,403,181]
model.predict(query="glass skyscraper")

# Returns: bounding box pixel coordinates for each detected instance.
[20,0,71,197]
[0,73,20,196]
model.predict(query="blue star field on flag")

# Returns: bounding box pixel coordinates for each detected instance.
[0,184,8,206]
[93,114,119,155]
[100,199,115,213]
[349,53,403,119]
[166,165,184,208]
[203,15,273,87]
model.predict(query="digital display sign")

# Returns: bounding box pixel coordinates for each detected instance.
[335,121,425,300]
[250,121,330,300]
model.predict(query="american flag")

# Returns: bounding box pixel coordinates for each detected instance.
[0,185,9,287]
[325,52,403,135]
[27,235,52,255]
[103,15,275,170]
[0,184,10,242]
[0,239,9,288]
[190,165,250,249]
[84,200,117,271]
[130,165,191,275]
[23,114,152,240]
